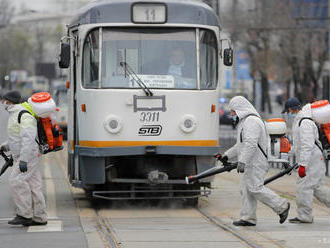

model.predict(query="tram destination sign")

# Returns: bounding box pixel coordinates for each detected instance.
[131,3,167,23]
[130,74,174,88]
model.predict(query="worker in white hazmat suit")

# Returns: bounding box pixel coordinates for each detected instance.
[0,91,47,226]
[218,96,290,226]
[282,97,330,223]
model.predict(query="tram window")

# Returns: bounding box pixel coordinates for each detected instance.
[100,28,197,89]
[200,30,218,90]
[82,29,99,88]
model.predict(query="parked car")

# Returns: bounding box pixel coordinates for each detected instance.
[219,110,235,129]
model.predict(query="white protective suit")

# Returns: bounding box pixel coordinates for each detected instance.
[292,104,330,223]
[5,104,47,223]
[224,96,288,224]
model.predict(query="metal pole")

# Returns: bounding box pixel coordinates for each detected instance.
[322,74,330,101]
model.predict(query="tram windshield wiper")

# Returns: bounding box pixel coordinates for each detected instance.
[120,62,153,96]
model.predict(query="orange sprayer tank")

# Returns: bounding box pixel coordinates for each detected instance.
[321,123,330,147]
[28,92,56,118]
[311,100,330,124]
[280,137,291,153]
[29,92,64,153]
[39,117,54,150]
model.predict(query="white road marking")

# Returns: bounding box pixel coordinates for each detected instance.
[0,216,59,222]
[0,218,14,222]
[27,220,62,232]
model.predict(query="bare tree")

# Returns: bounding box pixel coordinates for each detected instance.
[0,0,15,88]
[221,0,329,110]
[222,0,280,113]
[0,0,14,27]
[276,0,328,103]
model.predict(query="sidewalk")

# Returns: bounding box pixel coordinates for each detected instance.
[0,154,88,248]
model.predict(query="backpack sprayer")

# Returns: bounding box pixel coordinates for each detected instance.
[21,92,64,154]
[0,150,13,177]
[310,100,330,159]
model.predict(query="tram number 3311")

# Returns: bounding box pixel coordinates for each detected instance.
[140,112,160,122]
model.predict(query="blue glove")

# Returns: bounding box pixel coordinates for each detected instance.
[237,162,245,173]
[19,161,28,173]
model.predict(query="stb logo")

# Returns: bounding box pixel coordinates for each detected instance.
[138,125,162,136]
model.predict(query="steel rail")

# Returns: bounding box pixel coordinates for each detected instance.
[197,208,260,248]
[95,209,121,248]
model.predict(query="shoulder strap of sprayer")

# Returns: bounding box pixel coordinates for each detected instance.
[298,117,323,152]
[18,110,32,124]
[240,114,268,159]
[17,110,42,146]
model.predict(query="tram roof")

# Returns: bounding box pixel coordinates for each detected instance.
[70,0,220,27]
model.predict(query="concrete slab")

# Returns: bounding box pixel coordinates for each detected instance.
[201,167,330,248]
[124,241,245,248]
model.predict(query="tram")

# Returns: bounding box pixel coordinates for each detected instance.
[59,0,233,204]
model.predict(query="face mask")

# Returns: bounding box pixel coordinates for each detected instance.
[288,113,297,119]
[232,115,239,126]
[1,100,12,111]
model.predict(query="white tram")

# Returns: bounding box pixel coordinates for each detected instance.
[59,0,233,204]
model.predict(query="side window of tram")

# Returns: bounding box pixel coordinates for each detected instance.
[199,30,218,90]
[82,29,99,88]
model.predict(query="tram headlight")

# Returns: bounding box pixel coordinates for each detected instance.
[109,120,118,129]
[180,115,197,133]
[184,119,193,129]
[104,115,122,134]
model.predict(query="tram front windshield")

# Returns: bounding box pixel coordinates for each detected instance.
[82,28,217,90]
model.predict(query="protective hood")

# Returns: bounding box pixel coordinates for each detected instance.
[228,96,260,120]
[294,104,312,123]
[6,104,21,113]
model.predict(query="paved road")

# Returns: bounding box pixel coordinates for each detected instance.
[2,108,330,248]
[54,149,249,248]
[0,105,8,144]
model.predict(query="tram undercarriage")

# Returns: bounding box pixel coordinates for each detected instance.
[71,155,212,204]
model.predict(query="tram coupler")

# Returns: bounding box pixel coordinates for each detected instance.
[185,162,237,184]
[148,170,169,184]
[0,150,13,177]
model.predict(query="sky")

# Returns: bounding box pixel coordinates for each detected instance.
[11,0,232,15]
[11,0,89,13]
[13,0,61,12]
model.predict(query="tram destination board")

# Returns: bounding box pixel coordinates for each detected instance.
[131,3,167,23]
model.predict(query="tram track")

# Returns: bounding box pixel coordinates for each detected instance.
[89,174,330,248]
[197,207,260,248]
[95,209,121,248]
[198,205,289,248]
[94,203,262,248]
[55,146,323,248]
[204,174,299,248]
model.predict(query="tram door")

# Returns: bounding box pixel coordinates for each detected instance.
[66,30,80,183]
